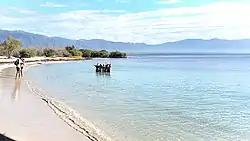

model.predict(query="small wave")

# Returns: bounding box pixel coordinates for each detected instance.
[25,80,112,141]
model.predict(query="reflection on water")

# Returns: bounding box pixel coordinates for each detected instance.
[12,79,21,101]
[95,72,111,77]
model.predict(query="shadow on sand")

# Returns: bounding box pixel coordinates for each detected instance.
[0,134,15,141]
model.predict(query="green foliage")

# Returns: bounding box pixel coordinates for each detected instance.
[79,48,126,58]
[99,50,109,58]
[0,39,126,59]
[55,49,72,57]
[2,36,21,58]
[12,50,20,58]
[36,49,44,56]
[65,46,82,57]
[61,50,72,57]
[65,45,75,51]
[70,49,82,57]
[91,51,101,58]
[19,48,37,58]
[109,51,127,58]
[0,45,6,56]
[79,49,92,58]
[43,48,56,57]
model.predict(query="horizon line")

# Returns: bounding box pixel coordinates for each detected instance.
[1,29,250,45]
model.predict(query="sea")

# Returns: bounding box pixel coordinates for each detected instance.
[25,54,250,141]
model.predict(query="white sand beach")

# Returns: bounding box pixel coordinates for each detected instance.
[0,61,90,141]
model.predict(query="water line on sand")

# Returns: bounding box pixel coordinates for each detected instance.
[25,80,113,141]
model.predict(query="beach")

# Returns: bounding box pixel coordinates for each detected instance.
[2,54,250,141]
[0,59,90,141]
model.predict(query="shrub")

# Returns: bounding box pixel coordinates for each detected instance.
[65,45,75,51]
[79,49,92,58]
[43,48,56,57]
[0,45,6,56]
[2,36,21,58]
[109,51,127,58]
[12,50,20,58]
[36,49,44,56]
[69,49,82,57]
[91,51,101,57]
[19,48,37,58]
[99,50,109,58]
[62,50,72,57]
[55,49,72,57]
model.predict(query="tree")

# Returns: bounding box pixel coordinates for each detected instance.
[43,48,56,57]
[109,51,127,58]
[65,45,82,57]
[36,49,44,56]
[70,49,82,57]
[99,50,109,58]
[2,36,21,58]
[65,45,75,51]
[55,49,72,57]
[79,49,92,58]
[91,51,101,57]
[0,45,6,56]
[19,48,37,58]
[62,50,72,57]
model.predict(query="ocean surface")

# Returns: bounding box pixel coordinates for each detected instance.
[26,54,250,141]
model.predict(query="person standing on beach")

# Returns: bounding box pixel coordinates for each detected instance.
[14,57,24,79]
[20,58,25,77]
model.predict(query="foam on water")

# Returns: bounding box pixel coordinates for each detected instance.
[25,80,113,141]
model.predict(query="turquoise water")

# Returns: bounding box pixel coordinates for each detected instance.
[26,54,250,141]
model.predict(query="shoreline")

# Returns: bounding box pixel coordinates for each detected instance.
[0,59,112,141]
[0,57,83,64]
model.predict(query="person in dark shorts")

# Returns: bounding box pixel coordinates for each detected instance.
[14,57,24,79]
[20,58,25,77]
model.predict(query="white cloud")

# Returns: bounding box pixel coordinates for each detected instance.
[40,2,68,8]
[0,7,37,16]
[1,1,250,44]
[157,0,181,4]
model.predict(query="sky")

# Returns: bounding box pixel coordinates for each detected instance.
[0,0,250,44]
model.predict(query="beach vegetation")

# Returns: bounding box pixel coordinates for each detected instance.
[65,45,82,57]
[79,49,126,58]
[109,51,127,58]
[0,37,127,59]
[55,49,71,57]
[19,48,37,58]
[36,49,44,56]
[0,45,6,56]
[1,36,21,58]
[99,50,109,58]
[43,48,57,57]
[79,49,92,58]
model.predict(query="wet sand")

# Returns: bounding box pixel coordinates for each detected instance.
[0,67,90,141]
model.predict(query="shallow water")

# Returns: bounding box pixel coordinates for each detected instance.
[26,54,250,141]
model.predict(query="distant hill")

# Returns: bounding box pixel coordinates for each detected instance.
[1,29,250,53]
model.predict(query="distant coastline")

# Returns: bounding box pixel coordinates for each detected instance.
[128,52,250,56]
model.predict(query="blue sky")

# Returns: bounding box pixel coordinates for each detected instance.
[0,0,250,44]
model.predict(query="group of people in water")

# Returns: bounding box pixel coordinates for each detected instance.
[95,63,111,72]
[14,57,25,79]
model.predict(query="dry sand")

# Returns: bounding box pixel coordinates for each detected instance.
[0,64,90,141]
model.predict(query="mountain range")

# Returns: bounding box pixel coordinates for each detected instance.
[1,29,250,53]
